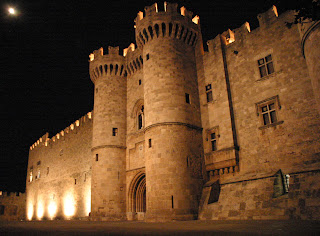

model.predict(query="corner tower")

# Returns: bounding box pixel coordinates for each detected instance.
[135,3,204,221]
[89,47,126,220]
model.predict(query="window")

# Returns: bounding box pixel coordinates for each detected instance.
[138,106,144,130]
[206,84,213,103]
[0,205,5,215]
[185,93,190,104]
[256,96,282,128]
[261,103,277,125]
[258,54,274,78]
[210,133,217,151]
[148,139,152,148]
[96,154,99,162]
[112,128,118,136]
[29,168,33,182]
[146,53,150,60]
[47,167,49,175]
[37,169,40,179]
[139,79,141,85]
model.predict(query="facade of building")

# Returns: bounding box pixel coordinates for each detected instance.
[0,191,26,221]
[26,3,320,221]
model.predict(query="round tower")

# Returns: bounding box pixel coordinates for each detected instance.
[89,46,126,220]
[300,20,320,114]
[135,3,204,221]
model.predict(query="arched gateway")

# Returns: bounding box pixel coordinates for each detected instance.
[128,172,146,220]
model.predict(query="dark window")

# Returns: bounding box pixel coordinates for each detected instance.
[171,195,174,208]
[261,103,277,125]
[47,167,49,175]
[210,133,217,151]
[185,93,190,104]
[206,84,213,103]
[258,54,274,78]
[146,54,150,60]
[149,139,152,148]
[96,154,99,162]
[112,128,118,136]
[0,205,5,215]
[139,79,141,85]
[75,179,77,185]
[138,106,144,130]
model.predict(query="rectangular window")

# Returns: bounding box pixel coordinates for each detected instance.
[96,154,99,162]
[112,128,118,136]
[47,167,49,175]
[148,139,152,148]
[258,54,274,78]
[185,93,190,104]
[0,205,5,215]
[146,53,150,60]
[261,103,277,125]
[206,84,213,103]
[139,79,142,85]
[210,133,217,151]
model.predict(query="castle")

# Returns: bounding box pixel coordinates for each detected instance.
[25,2,320,221]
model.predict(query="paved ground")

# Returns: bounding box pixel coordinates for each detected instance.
[0,220,319,235]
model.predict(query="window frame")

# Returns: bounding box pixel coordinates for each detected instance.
[256,95,283,129]
[258,54,274,78]
[205,84,213,103]
[206,127,219,152]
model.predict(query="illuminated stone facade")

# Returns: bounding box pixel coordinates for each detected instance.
[27,3,320,221]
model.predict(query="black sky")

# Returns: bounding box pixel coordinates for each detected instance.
[0,0,296,192]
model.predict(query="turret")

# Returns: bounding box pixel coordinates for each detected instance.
[89,46,127,220]
[134,2,204,221]
[299,20,320,114]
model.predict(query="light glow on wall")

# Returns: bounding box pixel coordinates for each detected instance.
[85,188,91,216]
[63,192,75,218]
[37,201,44,220]
[48,201,57,219]
[27,203,34,220]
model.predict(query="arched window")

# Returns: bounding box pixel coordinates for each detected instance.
[137,105,144,130]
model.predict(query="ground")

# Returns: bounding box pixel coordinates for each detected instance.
[0,220,320,235]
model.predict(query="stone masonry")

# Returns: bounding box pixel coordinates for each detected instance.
[26,3,320,222]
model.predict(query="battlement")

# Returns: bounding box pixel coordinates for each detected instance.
[29,112,92,151]
[89,46,127,82]
[135,2,198,25]
[0,191,25,198]
[206,6,296,52]
[134,2,200,48]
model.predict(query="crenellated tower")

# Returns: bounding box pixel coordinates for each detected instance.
[135,2,204,221]
[89,46,127,220]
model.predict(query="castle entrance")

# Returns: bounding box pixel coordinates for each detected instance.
[128,172,146,221]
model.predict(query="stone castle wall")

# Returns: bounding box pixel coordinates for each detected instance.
[26,113,92,220]
[198,8,320,220]
[0,191,26,221]
[25,3,320,221]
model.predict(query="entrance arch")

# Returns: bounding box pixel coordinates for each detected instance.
[128,172,146,220]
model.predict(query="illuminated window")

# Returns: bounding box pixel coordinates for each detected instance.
[37,169,41,179]
[137,106,144,130]
[29,167,33,182]
[206,84,213,103]
[258,54,274,78]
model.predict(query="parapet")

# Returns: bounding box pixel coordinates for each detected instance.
[206,5,296,52]
[89,46,126,82]
[29,112,93,151]
[0,191,25,198]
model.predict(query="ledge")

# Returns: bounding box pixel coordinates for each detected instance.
[258,120,284,130]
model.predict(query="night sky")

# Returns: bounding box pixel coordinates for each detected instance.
[0,0,296,192]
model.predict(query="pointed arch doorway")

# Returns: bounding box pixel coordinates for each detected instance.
[128,172,146,220]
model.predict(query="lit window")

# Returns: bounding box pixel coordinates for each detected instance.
[206,84,213,103]
[29,168,33,182]
[258,54,274,78]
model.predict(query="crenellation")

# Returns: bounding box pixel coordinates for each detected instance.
[26,3,320,222]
